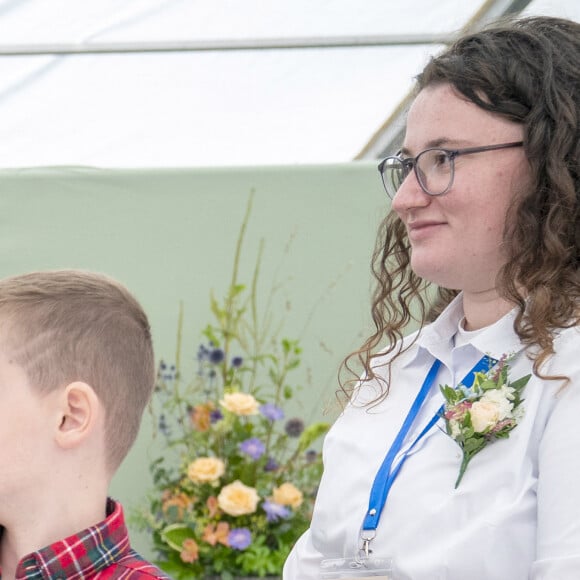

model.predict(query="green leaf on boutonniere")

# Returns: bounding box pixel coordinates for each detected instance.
[510,374,532,391]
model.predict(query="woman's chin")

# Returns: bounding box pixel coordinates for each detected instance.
[410,258,445,285]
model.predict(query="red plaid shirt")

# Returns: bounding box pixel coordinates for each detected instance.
[1,499,170,579]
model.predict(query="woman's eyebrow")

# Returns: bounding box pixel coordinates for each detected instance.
[399,137,470,156]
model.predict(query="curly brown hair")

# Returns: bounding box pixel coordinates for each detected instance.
[342,16,580,403]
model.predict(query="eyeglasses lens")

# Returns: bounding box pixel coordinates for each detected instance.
[416,149,453,196]
[381,158,406,199]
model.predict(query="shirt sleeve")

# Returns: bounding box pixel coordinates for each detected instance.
[283,528,323,580]
[531,329,580,579]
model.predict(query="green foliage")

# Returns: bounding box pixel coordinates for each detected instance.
[161,524,197,551]
[297,423,331,454]
[133,195,327,578]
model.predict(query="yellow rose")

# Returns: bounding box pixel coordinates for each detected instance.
[470,401,500,433]
[272,482,303,508]
[220,392,259,416]
[217,480,260,516]
[187,457,226,484]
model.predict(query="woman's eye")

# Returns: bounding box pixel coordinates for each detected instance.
[402,159,414,175]
[433,152,450,166]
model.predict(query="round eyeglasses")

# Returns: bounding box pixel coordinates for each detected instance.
[378,141,524,199]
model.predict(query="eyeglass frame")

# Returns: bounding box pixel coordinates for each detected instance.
[377,141,524,199]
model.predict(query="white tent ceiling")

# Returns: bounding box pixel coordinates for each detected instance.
[0,0,577,169]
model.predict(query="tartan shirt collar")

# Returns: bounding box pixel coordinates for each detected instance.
[8,498,131,580]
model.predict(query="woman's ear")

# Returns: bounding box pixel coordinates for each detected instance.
[54,381,102,449]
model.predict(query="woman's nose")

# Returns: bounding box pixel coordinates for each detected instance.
[391,170,431,215]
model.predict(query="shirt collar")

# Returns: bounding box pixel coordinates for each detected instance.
[403,294,524,368]
[14,498,131,580]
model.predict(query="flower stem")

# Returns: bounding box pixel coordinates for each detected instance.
[222,191,254,387]
[455,453,471,488]
[174,301,188,437]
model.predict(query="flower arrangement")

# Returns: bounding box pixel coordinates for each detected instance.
[440,356,531,488]
[135,197,329,579]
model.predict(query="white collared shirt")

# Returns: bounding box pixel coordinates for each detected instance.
[284,295,580,580]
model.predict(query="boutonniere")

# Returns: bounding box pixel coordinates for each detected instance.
[440,356,531,488]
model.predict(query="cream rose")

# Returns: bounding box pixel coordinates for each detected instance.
[217,480,260,516]
[220,392,259,416]
[470,401,500,433]
[272,482,303,508]
[187,457,226,484]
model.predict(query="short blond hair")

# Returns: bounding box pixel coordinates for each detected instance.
[0,270,155,471]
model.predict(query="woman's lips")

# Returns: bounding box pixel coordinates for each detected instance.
[407,220,446,240]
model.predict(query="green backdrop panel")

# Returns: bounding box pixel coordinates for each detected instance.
[0,162,386,557]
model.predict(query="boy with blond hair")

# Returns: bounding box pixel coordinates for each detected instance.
[0,270,170,579]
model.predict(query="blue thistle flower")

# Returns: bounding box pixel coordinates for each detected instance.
[285,417,305,437]
[158,414,170,436]
[209,348,225,364]
[210,409,223,423]
[305,449,318,463]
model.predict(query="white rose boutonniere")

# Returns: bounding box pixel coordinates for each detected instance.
[441,356,531,488]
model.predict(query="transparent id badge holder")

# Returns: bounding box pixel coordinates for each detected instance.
[320,556,394,579]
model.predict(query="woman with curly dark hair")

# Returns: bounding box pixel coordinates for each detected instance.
[285,15,580,580]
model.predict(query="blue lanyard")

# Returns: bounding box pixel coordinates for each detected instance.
[361,355,496,535]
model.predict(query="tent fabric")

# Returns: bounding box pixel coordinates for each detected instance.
[0,0,576,169]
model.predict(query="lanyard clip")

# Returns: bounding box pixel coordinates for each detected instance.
[358,530,376,561]
[363,538,371,558]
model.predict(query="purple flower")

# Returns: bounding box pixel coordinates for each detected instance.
[259,403,285,422]
[210,409,223,423]
[231,356,244,368]
[209,348,225,364]
[264,456,279,472]
[239,437,266,460]
[228,527,252,550]
[262,500,291,522]
[285,417,305,437]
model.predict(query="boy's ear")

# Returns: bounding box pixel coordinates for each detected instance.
[55,381,101,449]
